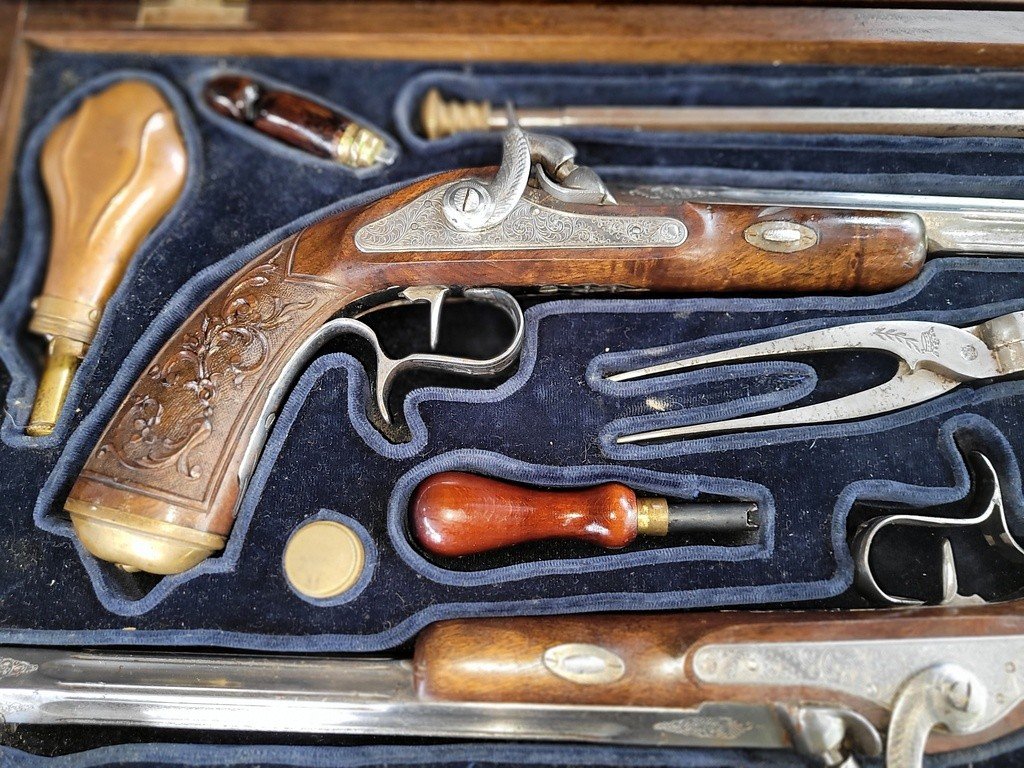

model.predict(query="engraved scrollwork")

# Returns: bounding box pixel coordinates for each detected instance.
[0,657,37,678]
[693,635,1024,722]
[654,716,754,740]
[871,326,941,356]
[98,236,315,480]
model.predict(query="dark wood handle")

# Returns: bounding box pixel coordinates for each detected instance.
[205,74,353,160]
[65,167,927,574]
[411,472,638,557]
[204,74,389,167]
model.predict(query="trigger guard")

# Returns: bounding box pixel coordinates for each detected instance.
[236,288,525,490]
[374,287,526,420]
[851,450,1024,606]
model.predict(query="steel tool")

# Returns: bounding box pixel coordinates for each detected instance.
[609,309,1024,444]
[421,88,1024,141]
[852,450,1024,606]
[4,599,1024,768]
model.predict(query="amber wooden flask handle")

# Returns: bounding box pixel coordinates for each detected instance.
[204,74,394,168]
[26,80,187,436]
[65,164,926,575]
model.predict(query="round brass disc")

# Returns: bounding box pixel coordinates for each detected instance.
[283,520,366,600]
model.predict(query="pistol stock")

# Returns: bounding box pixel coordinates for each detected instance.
[64,130,926,575]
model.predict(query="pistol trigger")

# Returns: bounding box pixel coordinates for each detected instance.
[939,539,959,605]
[938,539,989,606]
[400,286,450,351]
[374,356,400,425]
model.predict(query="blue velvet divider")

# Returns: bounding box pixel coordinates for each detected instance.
[0,742,833,768]
[4,727,1024,768]
[3,51,1024,767]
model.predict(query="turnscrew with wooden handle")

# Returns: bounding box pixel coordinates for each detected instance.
[26,80,187,436]
[410,471,757,557]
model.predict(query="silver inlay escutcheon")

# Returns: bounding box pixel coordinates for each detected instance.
[542,643,626,685]
[743,221,818,253]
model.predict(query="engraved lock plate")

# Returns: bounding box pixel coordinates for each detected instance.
[692,635,1024,734]
[542,643,626,685]
[355,125,686,252]
[743,221,818,253]
[355,185,687,252]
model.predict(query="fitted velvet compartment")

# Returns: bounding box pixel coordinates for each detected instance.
[3,51,1024,766]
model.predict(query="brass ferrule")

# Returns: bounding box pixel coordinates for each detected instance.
[26,335,87,437]
[29,294,101,344]
[636,496,670,537]
[334,123,394,168]
[419,88,494,140]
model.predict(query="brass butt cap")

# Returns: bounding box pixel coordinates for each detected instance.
[636,496,670,537]
[65,498,225,575]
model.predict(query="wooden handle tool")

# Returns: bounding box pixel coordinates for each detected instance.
[27,80,187,436]
[204,74,396,168]
[410,472,757,557]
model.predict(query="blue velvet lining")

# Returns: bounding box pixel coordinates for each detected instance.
[0,743,822,768]
[3,51,1024,767]
[3,728,1024,768]
[16,258,1024,645]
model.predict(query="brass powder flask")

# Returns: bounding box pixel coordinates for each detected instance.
[26,79,188,436]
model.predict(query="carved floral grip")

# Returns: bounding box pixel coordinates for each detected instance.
[64,167,927,575]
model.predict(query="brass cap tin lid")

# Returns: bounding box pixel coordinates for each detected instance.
[283,520,365,600]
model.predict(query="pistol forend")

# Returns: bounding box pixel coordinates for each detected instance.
[415,601,1024,764]
[64,153,926,575]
